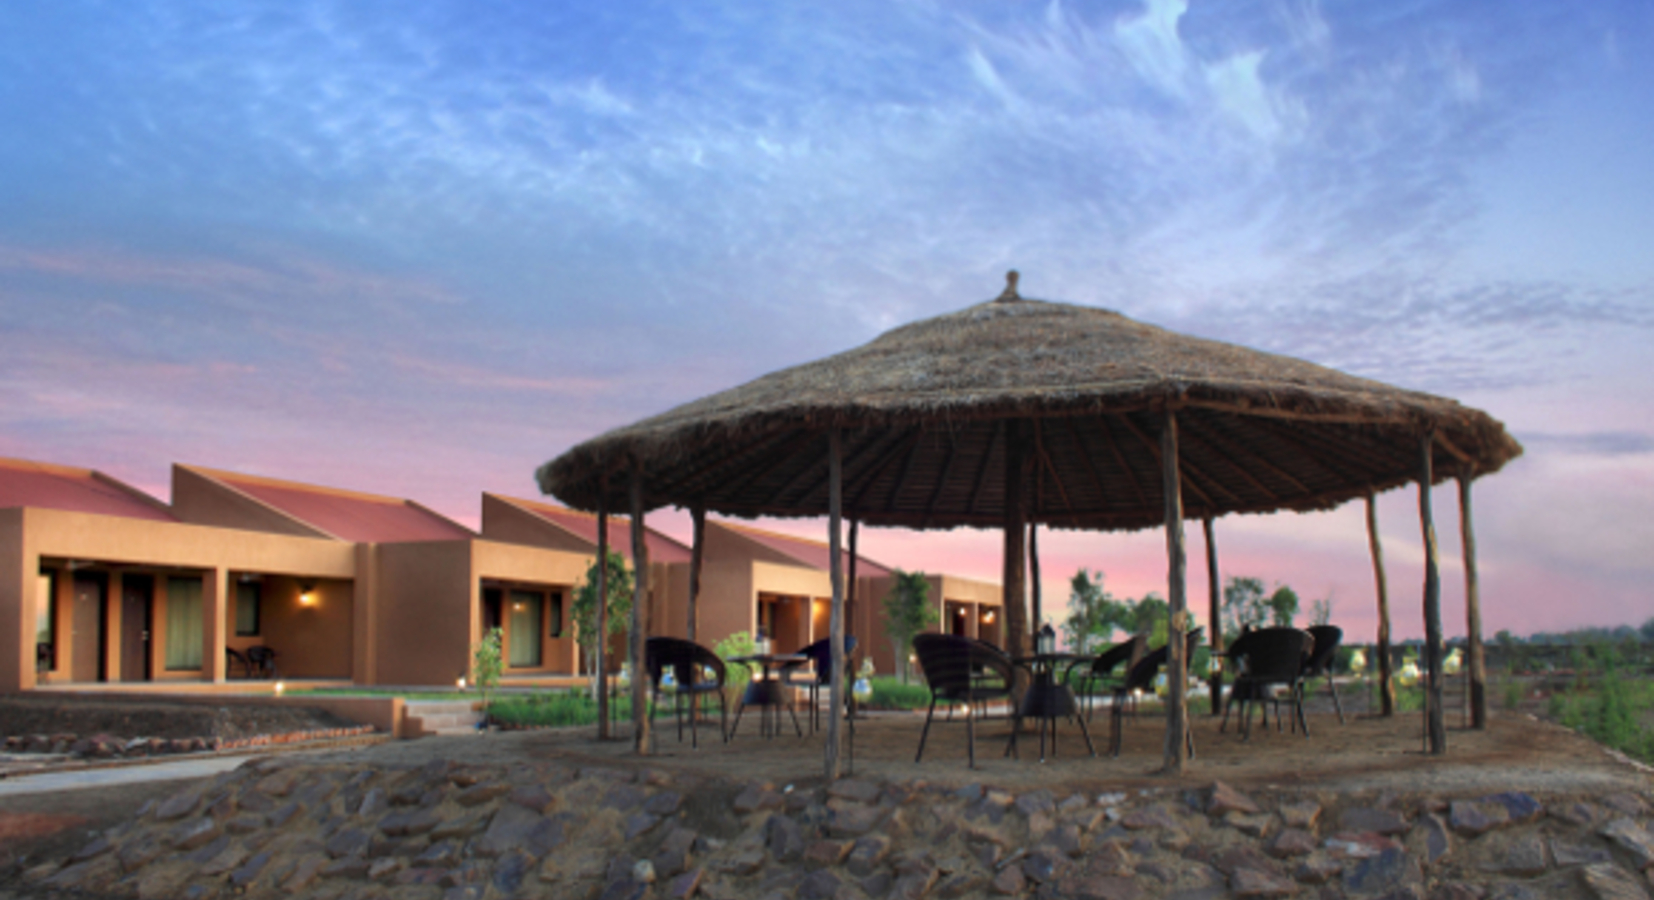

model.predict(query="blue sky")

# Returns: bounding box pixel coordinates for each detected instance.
[3,0,1651,639]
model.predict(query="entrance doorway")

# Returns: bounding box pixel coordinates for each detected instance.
[70,572,108,683]
[121,575,153,682]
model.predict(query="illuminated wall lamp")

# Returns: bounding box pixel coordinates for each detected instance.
[299,583,317,606]
[981,610,996,624]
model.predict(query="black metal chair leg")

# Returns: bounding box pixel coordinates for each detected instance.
[915,700,938,763]
[1328,677,1345,724]
[1075,712,1096,757]
[966,702,977,769]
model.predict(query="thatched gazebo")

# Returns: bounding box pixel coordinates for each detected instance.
[539,272,1522,777]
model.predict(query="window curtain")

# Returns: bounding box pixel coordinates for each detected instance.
[235,582,261,636]
[508,590,542,668]
[166,577,205,670]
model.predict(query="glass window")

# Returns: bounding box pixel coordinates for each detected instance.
[36,571,56,672]
[235,582,261,637]
[508,590,542,668]
[165,577,205,671]
[548,592,563,638]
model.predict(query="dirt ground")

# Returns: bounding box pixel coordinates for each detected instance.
[0,694,357,742]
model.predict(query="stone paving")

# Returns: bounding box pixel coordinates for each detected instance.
[17,752,1654,900]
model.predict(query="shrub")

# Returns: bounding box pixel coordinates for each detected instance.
[866,676,930,710]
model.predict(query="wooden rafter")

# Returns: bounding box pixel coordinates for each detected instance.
[848,428,921,513]
[1119,413,1223,508]
[966,420,1003,517]
[1184,415,1312,496]
[923,434,960,522]
[1065,417,1111,511]
[1096,416,1151,508]
[885,428,926,514]
[1175,421,1283,504]
[723,431,821,506]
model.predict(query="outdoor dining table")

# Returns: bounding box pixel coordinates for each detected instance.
[1007,652,1095,762]
[727,652,808,738]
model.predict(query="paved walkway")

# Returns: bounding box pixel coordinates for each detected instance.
[0,755,250,797]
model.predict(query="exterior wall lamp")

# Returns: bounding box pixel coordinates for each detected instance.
[299,583,317,606]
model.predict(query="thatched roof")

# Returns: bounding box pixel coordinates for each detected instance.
[540,275,1521,531]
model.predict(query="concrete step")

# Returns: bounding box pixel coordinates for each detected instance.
[404,701,483,737]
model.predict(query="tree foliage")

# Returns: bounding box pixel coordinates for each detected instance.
[1309,597,1333,627]
[1061,568,1133,655]
[1267,586,1300,628]
[572,551,633,678]
[1222,577,1268,636]
[882,570,937,683]
[471,627,503,713]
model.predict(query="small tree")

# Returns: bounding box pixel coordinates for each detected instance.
[572,551,633,693]
[1062,568,1133,655]
[1308,597,1333,627]
[1267,585,1300,628]
[1222,577,1268,636]
[883,570,938,683]
[472,627,503,717]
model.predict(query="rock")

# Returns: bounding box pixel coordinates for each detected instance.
[830,804,888,837]
[1601,794,1651,817]
[766,813,807,861]
[624,812,662,840]
[267,800,303,827]
[1552,802,1601,827]
[321,856,372,878]
[1056,872,1142,899]
[846,834,891,876]
[1122,805,1181,830]
[198,842,250,876]
[153,788,201,821]
[509,783,557,813]
[1341,847,1421,896]
[472,804,571,859]
[70,835,112,862]
[255,768,302,797]
[1268,828,1319,858]
[416,840,461,867]
[1341,807,1410,836]
[1294,853,1341,884]
[282,854,327,892]
[455,781,511,806]
[1580,862,1652,900]
[1430,881,1486,900]
[1325,831,1404,860]
[1551,837,1612,867]
[166,816,221,850]
[1408,814,1452,866]
[225,813,266,835]
[805,839,853,868]
[357,786,389,817]
[1450,801,1509,836]
[117,837,165,872]
[378,807,441,836]
[1228,811,1278,837]
[1483,792,1542,824]
[1600,817,1654,868]
[1214,845,1288,878]
[1480,833,1549,877]
[799,869,844,900]
[1230,867,1297,897]
[1280,801,1321,830]
[1208,782,1262,816]
[734,783,785,814]
[229,850,274,889]
[829,779,885,805]
[991,865,1026,895]
[645,790,685,816]
[1016,789,1056,817]
[665,868,704,900]
[633,858,658,883]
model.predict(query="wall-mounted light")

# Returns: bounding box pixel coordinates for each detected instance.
[299,583,316,606]
[981,610,996,624]
[456,674,468,690]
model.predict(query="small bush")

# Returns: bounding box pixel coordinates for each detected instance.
[487,690,643,728]
[866,676,930,710]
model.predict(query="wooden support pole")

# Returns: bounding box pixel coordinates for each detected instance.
[847,519,859,644]
[630,463,653,755]
[1204,516,1222,716]
[1366,492,1396,717]
[687,505,705,643]
[826,430,845,780]
[1161,408,1189,773]
[1459,472,1487,729]
[1003,420,1028,660]
[1029,522,1042,634]
[596,481,609,739]
[1419,434,1446,755]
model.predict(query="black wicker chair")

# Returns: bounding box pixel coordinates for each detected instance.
[1221,627,1315,739]
[1064,634,1146,722]
[645,636,729,748]
[1302,625,1345,724]
[912,633,1017,768]
[780,635,858,732]
[245,645,278,679]
[1109,630,1201,758]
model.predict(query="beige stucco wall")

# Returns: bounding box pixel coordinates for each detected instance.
[171,466,326,538]
[472,539,592,676]
[370,542,473,687]
[3,507,356,692]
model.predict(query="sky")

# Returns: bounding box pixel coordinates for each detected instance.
[3,0,1651,642]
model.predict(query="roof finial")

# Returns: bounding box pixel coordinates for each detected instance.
[997,270,1020,302]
